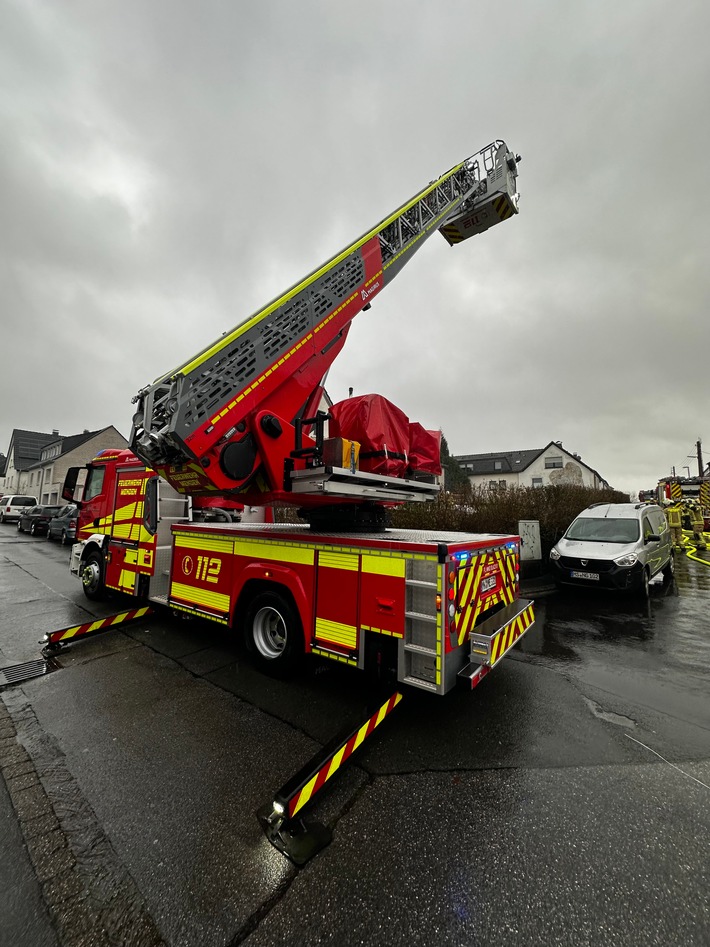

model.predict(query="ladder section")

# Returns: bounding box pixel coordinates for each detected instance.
[130,141,519,492]
[399,558,442,693]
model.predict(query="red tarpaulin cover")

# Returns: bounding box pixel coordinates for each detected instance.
[408,423,442,476]
[329,394,410,476]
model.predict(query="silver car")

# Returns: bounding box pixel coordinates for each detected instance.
[549,502,674,595]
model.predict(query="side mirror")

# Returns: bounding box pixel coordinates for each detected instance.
[645,533,661,544]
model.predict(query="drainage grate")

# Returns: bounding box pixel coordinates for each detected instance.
[0,658,59,687]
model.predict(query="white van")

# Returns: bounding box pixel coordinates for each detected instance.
[549,502,674,596]
[0,495,38,523]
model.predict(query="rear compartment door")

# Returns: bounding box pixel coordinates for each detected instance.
[453,545,518,646]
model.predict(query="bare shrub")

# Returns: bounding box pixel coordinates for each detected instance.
[390,483,629,557]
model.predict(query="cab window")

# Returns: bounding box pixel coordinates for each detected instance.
[84,467,105,501]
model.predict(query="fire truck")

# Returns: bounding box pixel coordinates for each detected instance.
[62,140,534,696]
[655,477,710,530]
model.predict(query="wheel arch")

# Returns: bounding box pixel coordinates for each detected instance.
[233,569,311,648]
[78,534,108,562]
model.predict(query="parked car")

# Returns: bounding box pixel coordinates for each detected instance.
[549,502,674,595]
[17,504,63,536]
[46,504,79,545]
[0,495,38,523]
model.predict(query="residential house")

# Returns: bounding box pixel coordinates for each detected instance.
[455,441,609,491]
[3,427,128,504]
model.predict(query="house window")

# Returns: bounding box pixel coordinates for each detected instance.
[498,480,506,490]
[532,477,543,488]
[488,481,498,490]
[545,456,563,469]
[494,461,503,471]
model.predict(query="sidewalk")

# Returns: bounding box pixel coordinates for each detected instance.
[0,701,59,947]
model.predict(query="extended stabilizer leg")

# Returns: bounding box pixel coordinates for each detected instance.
[257,690,403,865]
[41,606,155,655]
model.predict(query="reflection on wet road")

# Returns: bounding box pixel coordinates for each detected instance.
[521,552,710,682]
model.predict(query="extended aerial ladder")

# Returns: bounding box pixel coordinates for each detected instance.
[130,141,521,519]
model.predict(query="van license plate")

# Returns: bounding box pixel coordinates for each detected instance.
[571,570,599,581]
[481,576,497,592]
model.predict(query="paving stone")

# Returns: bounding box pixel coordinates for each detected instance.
[11,783,53,821]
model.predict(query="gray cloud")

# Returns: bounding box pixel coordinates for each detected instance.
[2,0,709,494]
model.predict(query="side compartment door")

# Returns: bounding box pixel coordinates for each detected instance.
[313,551,360,665]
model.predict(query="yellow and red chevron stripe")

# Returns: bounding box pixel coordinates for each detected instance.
[45,607,154,646]
[455,548,519,645]
[489,603,534,665]
[289,692,402,817]
[493,194,515,220]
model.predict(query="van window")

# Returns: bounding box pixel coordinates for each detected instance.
[15,497,37,506]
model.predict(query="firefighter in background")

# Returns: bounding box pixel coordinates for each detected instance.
[664,500,684,551]
[688,502,707,551]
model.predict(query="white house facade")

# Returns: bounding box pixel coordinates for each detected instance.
[455,441,609,491]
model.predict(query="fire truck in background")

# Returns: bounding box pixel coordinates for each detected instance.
[654,477,710,530]
[63,140,534,694]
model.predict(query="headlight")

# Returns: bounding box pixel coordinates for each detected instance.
[550,547,561,561]
[614,553,638,567]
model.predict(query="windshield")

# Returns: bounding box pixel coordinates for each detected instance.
[566,516,640,544]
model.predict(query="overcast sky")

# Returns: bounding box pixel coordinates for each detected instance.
[2,0,709,497]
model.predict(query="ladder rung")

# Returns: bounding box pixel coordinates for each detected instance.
[401,675,438,692]
[404,643,436,656]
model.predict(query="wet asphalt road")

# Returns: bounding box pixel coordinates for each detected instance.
[0,526,708,947]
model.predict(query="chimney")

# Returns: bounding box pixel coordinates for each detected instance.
[52,429,59,436]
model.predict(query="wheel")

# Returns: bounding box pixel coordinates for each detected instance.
[61,530,69,546]
[243,590,304,678]
[638,567,650,598]
[662,552,675,583]
[30,522,37,536]
[17,520,22,533]
[81,550,106,601]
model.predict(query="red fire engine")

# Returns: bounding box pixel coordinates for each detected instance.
[61,140,534,696]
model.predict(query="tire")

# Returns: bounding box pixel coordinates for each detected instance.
[61,530,69,546]
[17,520,23,533]
[243,590,304,678]
[81,550,106,601]
[30,522,37,536]
[662,552,675,584]
[638,567,650,599]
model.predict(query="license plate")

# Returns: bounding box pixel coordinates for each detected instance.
[570,570,599,581]
[481,575,497,592]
